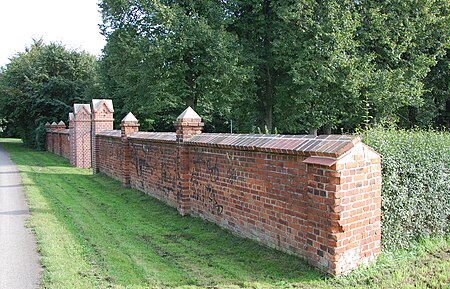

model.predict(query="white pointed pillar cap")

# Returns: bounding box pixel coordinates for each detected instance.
[176,106,201,121]
[121,112,139,124]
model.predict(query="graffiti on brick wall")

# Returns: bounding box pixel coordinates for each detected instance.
[130,143,177,197]
[189,149,245,215]
[190,185,223,215]
[111,140,121,160]
[225,152,242,184]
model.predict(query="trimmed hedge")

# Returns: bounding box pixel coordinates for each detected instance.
[360,128,450,249]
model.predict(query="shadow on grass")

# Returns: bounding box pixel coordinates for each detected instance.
[3,139,330,288]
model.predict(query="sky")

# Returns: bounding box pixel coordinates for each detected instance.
[0,0,106,67]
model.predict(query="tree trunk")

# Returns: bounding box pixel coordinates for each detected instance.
[323,123,332,135]
[264,104,273,133]
[262,0,273,133]
[309,128,318,136]
[184,55,197,109]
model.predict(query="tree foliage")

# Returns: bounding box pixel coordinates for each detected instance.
[0,40,98,148]
[100,0,252,132]
[98,0,450,133]
[1,1,449,142]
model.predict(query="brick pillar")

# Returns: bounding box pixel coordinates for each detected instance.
[303,141,382,275]
[174,107,204,215]
[68,113,75,165]
[73,104,92,168]
[50,122,58,153]
[55,121,66,156]
[45,122,51,151]
[120,112,139,187]
[91,99,114,173]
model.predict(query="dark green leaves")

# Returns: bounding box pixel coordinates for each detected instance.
[0,41,98,147]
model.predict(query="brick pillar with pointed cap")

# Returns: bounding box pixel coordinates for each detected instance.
[68,113,75,165]
[91,99,114,173]
[73,104,92,168]
[55,121,66,156]
[121,112,140,187]
[174,107,204,215]
[174,107,204,142]
[45,122,51,151]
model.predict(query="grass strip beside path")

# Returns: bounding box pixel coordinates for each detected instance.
[2,139,449,289]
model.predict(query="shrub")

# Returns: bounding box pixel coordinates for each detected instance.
[360,127,450,249]
[34,122,47,151]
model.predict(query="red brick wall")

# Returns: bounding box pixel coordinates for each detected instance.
[96,132,123,181]
[73,104,92,168]
[128,136,179,208]
[46,131,70,161]
[93,131,382,276]
[46,104,381,276]
[60,131,70,160]
[187,146,310,255]
[52,131,59,154]
[330,144,382,275]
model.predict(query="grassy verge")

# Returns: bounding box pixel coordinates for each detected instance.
[1,139,449,288]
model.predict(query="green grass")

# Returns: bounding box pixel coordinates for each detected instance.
[1,139,449,289]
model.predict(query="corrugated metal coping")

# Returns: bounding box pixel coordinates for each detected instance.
[128,132,176,143]
[96,131,362,166]
[97,130,121,138]
[186,133,361,165]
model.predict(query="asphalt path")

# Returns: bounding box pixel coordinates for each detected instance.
[0,144,41,289]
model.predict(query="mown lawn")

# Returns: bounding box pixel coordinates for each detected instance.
[1,139,449,289]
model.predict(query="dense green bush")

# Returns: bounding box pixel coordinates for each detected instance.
[360,128,450,249]
[34,122,47,151]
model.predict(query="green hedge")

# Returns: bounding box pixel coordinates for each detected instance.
[360,128,450,249]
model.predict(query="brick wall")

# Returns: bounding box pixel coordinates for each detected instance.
[96,131,123,180]
[44,103,382,276]
[182,134,381,275]
[59,130,70,160]
[45,125,70,161]
[128,133,179,208]
[73,104,92,168]
[94,130,382,276]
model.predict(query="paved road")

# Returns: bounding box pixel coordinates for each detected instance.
[0,144,41,289]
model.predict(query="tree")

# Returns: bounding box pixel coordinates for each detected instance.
[356,0,450,126]
[0,40,99,148]
[226,0,283,133]
[274,0,366,134]
[99,0,252,132]
[98,0,450,133]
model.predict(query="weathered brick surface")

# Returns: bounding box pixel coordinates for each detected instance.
[68,113,75,165]
[96,131,123,180]
[92,99,114,173]
[59,130,70,160]
[128,135,179,208]
[45,104,382,276]
[73,104,92,168]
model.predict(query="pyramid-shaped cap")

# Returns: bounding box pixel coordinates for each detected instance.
[121,112,139,123]
[51,121,58,125]
[45,122,51,126]
[74,104,91,114]
[92,99,114,112]
[58,121,66,126]
[177,107,201,121]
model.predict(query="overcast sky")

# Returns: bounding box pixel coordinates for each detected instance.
[0,0,105,67]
